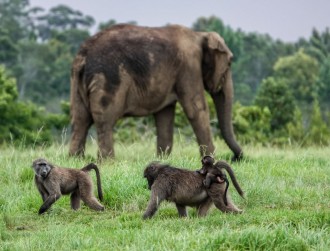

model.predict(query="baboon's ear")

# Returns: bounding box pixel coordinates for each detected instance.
[148,162,160,170]
[149,165,156,171]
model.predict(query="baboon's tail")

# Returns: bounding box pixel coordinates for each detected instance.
[214,161,245,198]
[81,163,104,201]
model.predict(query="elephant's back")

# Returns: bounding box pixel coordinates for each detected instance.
[79,24,183,93]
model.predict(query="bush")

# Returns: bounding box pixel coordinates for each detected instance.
[232,102,271,144]
[255,77,296,132]
[0,65,69,146]
[286,100,330,146]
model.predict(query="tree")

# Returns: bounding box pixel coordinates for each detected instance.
[273,49,320,103]
[0,30,18,67]
[303,28,330,108]
[286,100,330,146]
[307,99,330,146]
[98,19,117,31]
[0,65,70,145]
[15,39,73,109]
[255,77,296,132]
[193,16,243,60]
[0,0,40,68]
[0,0,33,42]
[35,4,94,41]
[0,65,52,145]
[232,102,271,144]
[318,57,330,107]
[0,65,17,110]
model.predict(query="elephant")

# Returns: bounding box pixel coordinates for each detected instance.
[69,24,243,160]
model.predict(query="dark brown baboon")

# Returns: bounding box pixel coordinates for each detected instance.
[199,155,228,187]
[143,162,243,219]
[198,155,229,205]
[199,157,245,199]
[32,158,104,214]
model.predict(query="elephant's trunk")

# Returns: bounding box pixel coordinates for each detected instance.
[211,70,243,161]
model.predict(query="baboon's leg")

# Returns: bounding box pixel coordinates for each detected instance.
[175,204,187,217]
[223,196,243,213]
[143,189,167,219]
[38,193,62,214]
[35,181,49,202]
[207,183,242,213]
[79,178,104,211]
[70,189,81,210]
[196,197,213,217]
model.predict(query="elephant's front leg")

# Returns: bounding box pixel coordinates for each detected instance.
[179,93,215,156]
[154,103,176,156]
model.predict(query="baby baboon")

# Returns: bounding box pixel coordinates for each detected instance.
[143,162,243,219]
[32,158,104,214]
[199,155,228,187]
[199,156,230,205]
[199,157,245,199]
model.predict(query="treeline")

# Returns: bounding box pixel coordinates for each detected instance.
[0,0,329,146]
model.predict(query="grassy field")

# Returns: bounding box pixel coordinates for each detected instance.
[0,137,329,250]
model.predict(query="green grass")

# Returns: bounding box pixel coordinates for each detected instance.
[0,137,329,250]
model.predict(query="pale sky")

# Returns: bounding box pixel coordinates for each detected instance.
[29,0,330,42]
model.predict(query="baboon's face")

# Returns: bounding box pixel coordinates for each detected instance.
[143,163,161,189]
[144,163,160,178]
[200,156,215,174]
[32,159,52,178]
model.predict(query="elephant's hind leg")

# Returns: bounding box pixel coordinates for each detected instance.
[88,73,124,159]
[69,93,93,157]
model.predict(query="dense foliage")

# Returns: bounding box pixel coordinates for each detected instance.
[0,0,329,146]
[0,65,68,145]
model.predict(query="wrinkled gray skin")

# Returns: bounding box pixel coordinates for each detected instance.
[143,162,243,219]
[69,24,242,160]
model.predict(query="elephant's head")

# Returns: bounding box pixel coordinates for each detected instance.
[201,32,233,94]
[201,31,243,161]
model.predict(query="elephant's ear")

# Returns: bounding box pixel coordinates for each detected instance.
[202,32,233,93]
[207,32,233,61]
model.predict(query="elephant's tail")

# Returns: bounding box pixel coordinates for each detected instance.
[70,54,89,110]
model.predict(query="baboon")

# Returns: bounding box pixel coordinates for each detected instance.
[199,155,230,205]
[199,157,245,199]
[32,158,104,214]
[199,155,228,187]
[143,162,243,219]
